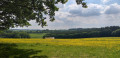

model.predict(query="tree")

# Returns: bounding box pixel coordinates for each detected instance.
[0,30,30,38]
[88,31,100,37]
[0,0,87,30]
[112,29,120,37]
[19,32,30,38]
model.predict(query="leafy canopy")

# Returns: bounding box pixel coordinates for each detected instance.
[0,0,87,30]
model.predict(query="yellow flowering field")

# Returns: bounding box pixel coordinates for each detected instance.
[0,37,120,49]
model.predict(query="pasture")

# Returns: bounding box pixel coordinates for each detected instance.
[29,33,46,38]
[0,37,120,58]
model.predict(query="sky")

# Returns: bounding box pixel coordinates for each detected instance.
[14,0,120,30]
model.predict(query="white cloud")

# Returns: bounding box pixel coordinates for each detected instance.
[101,0,110,3]
[55,2,65,8]
[104,3,120,14]
[14,1,120,30]
[69,4,103,17]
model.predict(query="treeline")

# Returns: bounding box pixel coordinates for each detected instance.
[3,26,120,38]
[0,30,30,38]
[44,26,120,38]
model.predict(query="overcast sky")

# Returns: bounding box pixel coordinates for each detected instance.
[14,0,120,30]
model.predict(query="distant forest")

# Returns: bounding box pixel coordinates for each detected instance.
[0,26,120,38]
[0,31,30,38]
[43,26,120,38]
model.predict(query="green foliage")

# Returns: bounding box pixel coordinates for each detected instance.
[43,26,120,38]
[0,30,30,38]
[112,29,120,37]
[8,26,119,38]
[0,0,87,30]
[88,31,100,37]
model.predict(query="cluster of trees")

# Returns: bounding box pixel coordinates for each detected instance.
[44,26,120,38]
[112,29,120,37]
[0,30,30,38]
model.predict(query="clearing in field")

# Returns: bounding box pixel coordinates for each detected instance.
[0,37,120,58]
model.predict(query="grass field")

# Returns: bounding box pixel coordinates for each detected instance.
[29,33,46,38]
[0,37,120,58]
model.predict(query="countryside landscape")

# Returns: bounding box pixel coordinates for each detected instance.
[0,26,120,58]
[1,0,120,58]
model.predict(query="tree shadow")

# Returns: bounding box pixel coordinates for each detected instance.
[0,43,48,58]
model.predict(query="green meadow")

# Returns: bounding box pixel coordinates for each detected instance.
[0,37,120,58]
[29,33,46,38]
